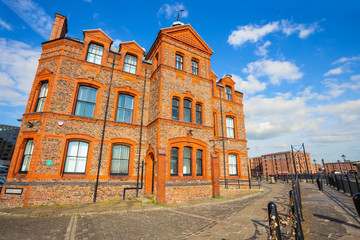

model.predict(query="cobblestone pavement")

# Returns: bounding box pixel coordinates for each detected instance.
[0,182,359,240]
[301,182,360,240]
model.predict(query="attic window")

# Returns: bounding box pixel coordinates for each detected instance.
[86,43,104,65]
[124,54,137,74]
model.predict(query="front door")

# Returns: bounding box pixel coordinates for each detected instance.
[145,153,155,195]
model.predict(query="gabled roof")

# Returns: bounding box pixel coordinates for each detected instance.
[120,41,145,55]
[148,24,213,57]
[83,29,113,44]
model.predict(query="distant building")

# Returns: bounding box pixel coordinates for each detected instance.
[250,151,313,177]
[0,124,20,166]
[324,161,357,174]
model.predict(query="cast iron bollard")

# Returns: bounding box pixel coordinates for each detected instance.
[268,202,282,240]
[353,193,360,217]
[316,178,323,191]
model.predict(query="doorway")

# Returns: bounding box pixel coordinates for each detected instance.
[145,153,155,195]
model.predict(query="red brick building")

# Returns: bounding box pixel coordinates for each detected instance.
[324,161,357,174]
[0,14,248,207]
[250,151,313,177]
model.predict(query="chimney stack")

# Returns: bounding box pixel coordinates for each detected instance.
[49,13,68,41]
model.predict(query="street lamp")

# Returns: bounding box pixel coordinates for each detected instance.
[341,154,349,174]
[313,159,317,176]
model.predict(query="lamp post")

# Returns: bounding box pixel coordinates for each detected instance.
[313,159,317,177]
[341,154,349,174]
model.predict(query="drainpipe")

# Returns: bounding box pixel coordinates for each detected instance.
[93,53,117,202]
[217,84,227,189]
[136,58,152,197]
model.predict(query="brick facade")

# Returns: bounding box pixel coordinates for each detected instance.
[0,15,248,207]
[250,151,314,177]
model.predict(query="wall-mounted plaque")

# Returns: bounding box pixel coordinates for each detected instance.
[5,188,23,195]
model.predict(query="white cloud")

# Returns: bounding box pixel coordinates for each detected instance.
[255,41,271,57]
[244,94,311,140]
[232,74,266,94]
[316,99,360,123]
[300,87,330,101]
[0,18,12,31]
[157,3,188,20]
[228,22,279,47]
[322,77,360,98]
[0,38,41,106]
[243,59,303,85]
[324,67,343,76]
[351,74,360,81]
[228,19,320,47]
[332,56,360,65]
[281,19,320,39]
[1,0,53,39]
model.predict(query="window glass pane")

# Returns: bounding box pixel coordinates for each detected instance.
[64,157,76,172]
[124,54,137,74]
[24,140,34,154]
[125,96,134,109]
[76,158,87,172]
[124,110,132,123]
[112,145,120,159]
[116,109,125,122]
[87,43,103,64]
[78,142,89,157]
[170,148,178,175]
[111,160,120,173]
[183,147,191,175]
[39,83,48,97]
[88,88,97,103]
[229,154,237,175]
[118,95,126,107]
[84,103,95,117]
[120,145,130,159]
[184,100,191,108]
[78,87,88,101]
[119,160,128,174]
[67,141,79,156]
[172,98,179,120]
[196,150,202,175]
[36,99,45,112]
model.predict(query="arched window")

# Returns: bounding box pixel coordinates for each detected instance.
[75,86,97,117]
[183,147,192,176]
[35,82,48,112]
[183,99,192,123]
[191,60,198,75]
[226,117,235,138]
[124,54,137,74]
[19,139,34,173]
[229,154,237,176]
[64,141,89,174]
[172,98,179,120]
[171,147,178,176]
[111,145,130,175]
[196,103,202,124]
[175,54,183,70]
[116,94,134,123]
[196,149,203,176]
[86,43,103,65]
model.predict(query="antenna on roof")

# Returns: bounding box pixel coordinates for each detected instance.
[175,9,184,22]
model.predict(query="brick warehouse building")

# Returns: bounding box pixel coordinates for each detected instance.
[249,151,314,177]
[0,14,248,207]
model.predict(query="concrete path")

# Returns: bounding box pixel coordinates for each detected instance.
[0,181,359,240]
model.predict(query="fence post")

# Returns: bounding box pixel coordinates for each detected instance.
[355,175,360,193]
[290,190,304,240]
[346,174,353,196]
[316,178,323,191]
[268,202,282,240]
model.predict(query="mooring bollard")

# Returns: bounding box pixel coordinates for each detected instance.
[316,178,323,191]
[268,202,282,240]
[353,193,360,217]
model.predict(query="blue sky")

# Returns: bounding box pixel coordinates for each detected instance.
[1,0,360,163]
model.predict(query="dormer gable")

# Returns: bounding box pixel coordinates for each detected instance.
[36,68,53,78]
[83,29,113,47]
[161,25,213,55]
[218,75,235,87]
[119,41,145,56]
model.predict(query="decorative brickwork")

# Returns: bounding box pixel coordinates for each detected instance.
[0,14,248,207]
